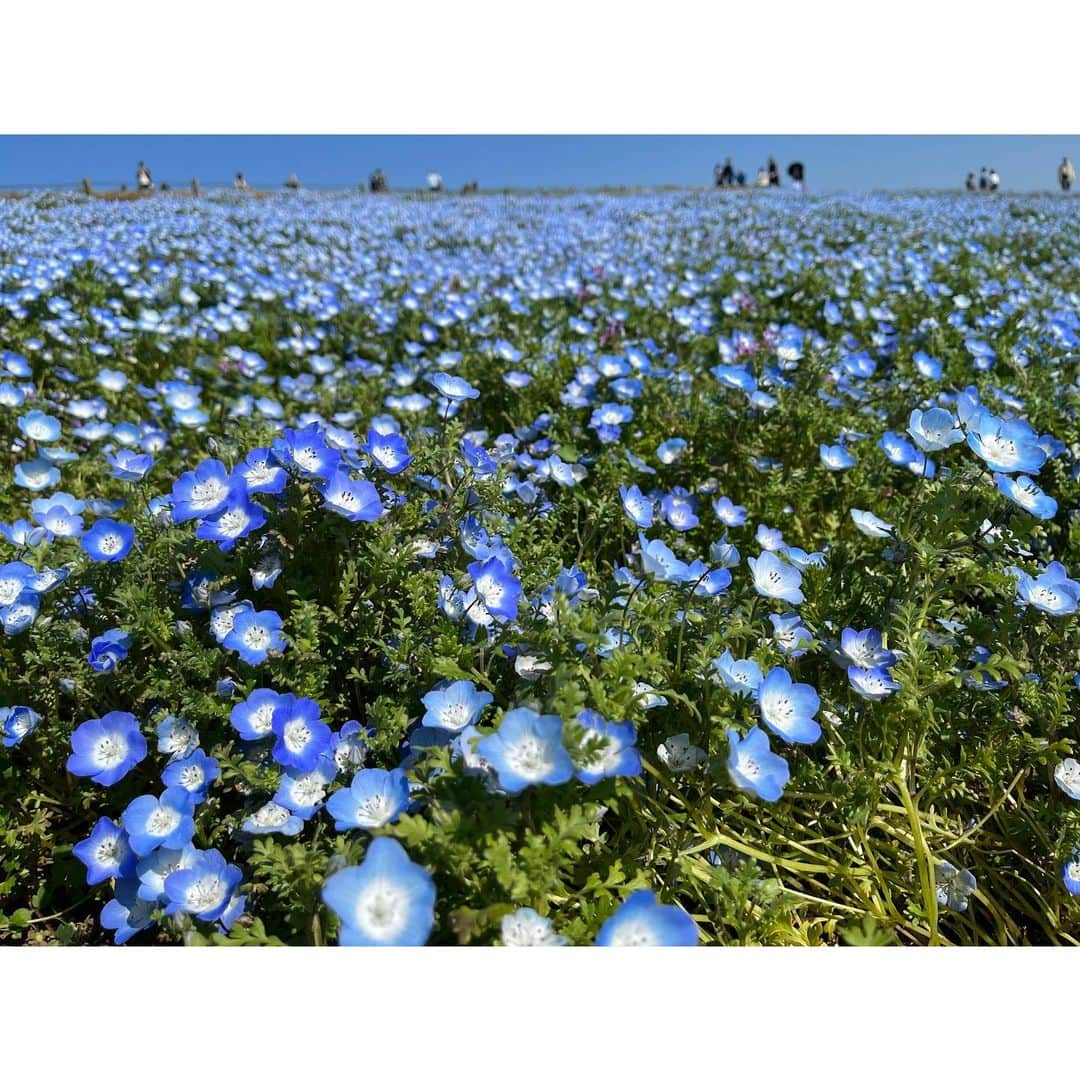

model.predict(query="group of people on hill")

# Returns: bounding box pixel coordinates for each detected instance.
[965,167,1001,193]
[714,156,805,191]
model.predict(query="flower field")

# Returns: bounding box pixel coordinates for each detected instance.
[2,188,1079,946]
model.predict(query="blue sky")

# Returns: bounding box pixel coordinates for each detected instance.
[0,135,1076,192]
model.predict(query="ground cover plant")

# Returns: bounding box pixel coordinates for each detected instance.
[1,188,1079,946]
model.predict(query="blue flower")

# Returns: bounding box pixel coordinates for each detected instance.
[67,712,147,786]
[230,687,290,741]
[87,628,132,673]
[32,492,84,538]
[122,786,196,857]
[711,649,763,698]
[319,468,383,522]
[1011,562,1080,616]
[477,707,574,794]
[161,749,219,803]
[81,518,135,562]
[848,665,902,700]
[195,488,266,550]
[994,473,1057,520]
[935,861,977,912]
[757,667,821,744]
[501,907,568,946]
[163,848,243,923]
[14,458,61,491]
[656,438,687,464]
[421,679,493,733]
[223,608,286,665]
[966,412,1045,474]
[271,695,331,771]
[171,459,233,523]
[850,508,895,538]
[237,447,288,495]
[748,551,804,604]
[820,443,856,471]
[272,425,341,480]
[769,612,813,657]
[19,410,63,442]
[712,496,747,527]
[638,532,692,583]
[106,449,154,481]
[467,556,521,621]
[839,628,896,669]
[661,490,699,530]
[322,836,436,946]
[1061,852,1080,896]
[1,704,40,747]
[275,757,338,820]
[361,427,414,474]
[595,890,698,946]
[101,878,158,944]
[427,372,479,401]
[242,802,306,836]
[726,726,790,802]
[73,817,136,885]
[907,407,962,452]
[619,484,653,528]
[135,844,198,902]
[326,767,410,831]
[573,709,641,784]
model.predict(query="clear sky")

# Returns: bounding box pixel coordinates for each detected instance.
[0,135,1076,193]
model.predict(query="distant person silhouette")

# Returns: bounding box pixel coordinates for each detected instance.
[787,161,805,192]
[978,167,988,191]
[369,169,388,193]
[427,172,443,193]
[767,157,780,187]
[988,168,1000,192]
[136,161,152,192]
[965,172,976,191]
[235,172,249,191]
[1060,157,1076,192]
[284,174,301,190]
[716,158,735,187]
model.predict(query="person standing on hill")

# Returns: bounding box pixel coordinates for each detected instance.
[978,167,988,191]
[767,157,780,187]
[965,172,976,191]
[988,168,1000,192]
[136,161,153,192]
[787,161,805,192]
[1060,157,1076,193]
[716,158,735,187]
[234,172,249,192]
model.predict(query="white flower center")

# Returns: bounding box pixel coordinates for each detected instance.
[146,806,181,836]
[354,880,408,940]
[506,736,553,781]
[190,478,227,510]
[93,735,127,767]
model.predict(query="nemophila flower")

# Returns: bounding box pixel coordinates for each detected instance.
[105,448,154,481]
[501,907,568,946]
[326,767,410,831]
[163,848,242,923]
[101,878,157,945]
[250,549,283,590]
[272,425,341,480]
[770,612,813,657]
[756,524,786,551]
[726,726,790,802]
[171,459,233,523]
[0,519,46,548]
[88,628,132,673]
[748,551,804,604]
[421,679,493,733]
[1,591,39,635]
[162,749,219,803]
[195,487,266,551]
[935,861,977,913]
[237,447,287,495]
[271,695,331,771]
[467,556,521,621]
[758,667,821,745]
[242,802,306,837]
[31,492,84,538]
[1053,758,1080,799]
[1062,852,1080,896]
[0,560,35,608]
[619,484,653,528]
[68,712,147,786]
[223,607,286,665]
[913,350,942,379]
[995,473,1056,520]
[73,817,136,885]
[18,409,62,443]
[661,490,699,531]
[595,890,698,947]
[1011,562,1080,616]
[81,518,135,562]
[840,627,896,670]
[966,412,1045,474]
[14,458,61,491]
[851,508,895,538]
[275,757,338,820]
[427,372,479,401]
[135,844,198,902]
[656,437,687,464]
[907,407,963,453]
[712,496,747,527]
[657,732,705,772]
[638,532,693,584]
[209,599,251,642]
[573,709,641,784]
[361,427,413,474]
[712,649,763,697]
[820,443,856,471]
[1,704,40,747]
[322,836,436,946]
[122,787,196,857]
[477,707,574,794]
[848,664,902,701]
[230,687,290,741]
[319,468,383,522]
